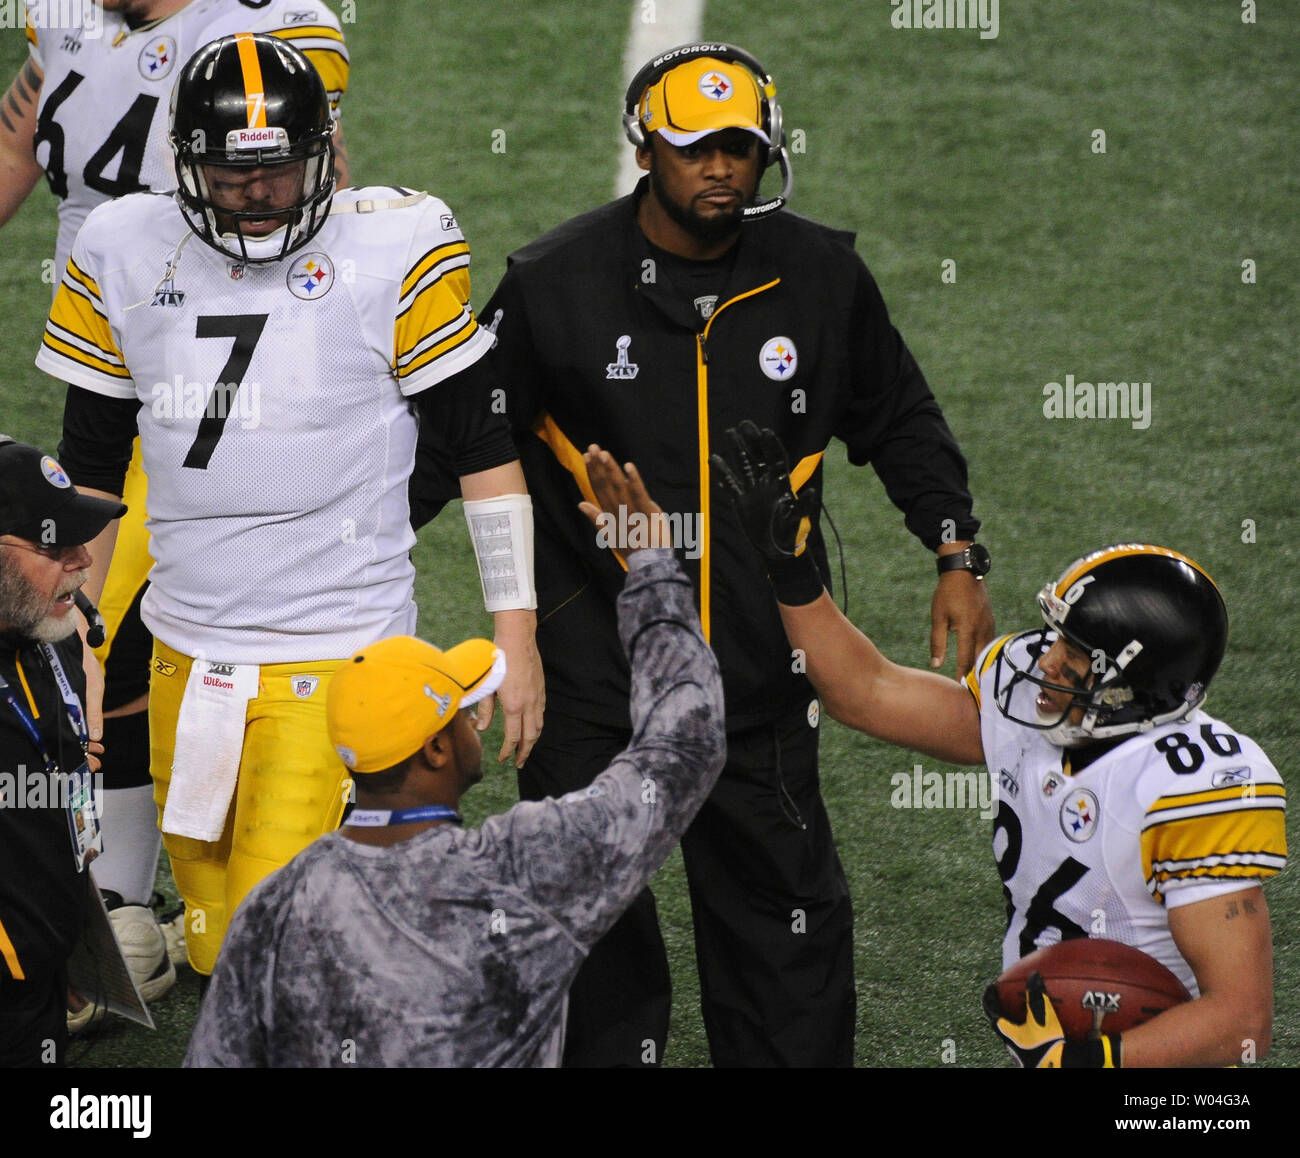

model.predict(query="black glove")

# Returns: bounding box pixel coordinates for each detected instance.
[711,421,824,605]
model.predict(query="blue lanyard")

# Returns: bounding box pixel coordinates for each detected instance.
[345,805,461,828]
[0,645,89,777]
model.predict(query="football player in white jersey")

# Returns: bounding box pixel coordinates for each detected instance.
[33,32,545,982]
[0,0,351,1014]
[715,422,1285,1068]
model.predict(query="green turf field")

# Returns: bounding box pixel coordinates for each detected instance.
[0,0,1295,1069]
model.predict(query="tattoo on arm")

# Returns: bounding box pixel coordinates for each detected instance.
[0,61,41,136]
[1224,899,1241,920]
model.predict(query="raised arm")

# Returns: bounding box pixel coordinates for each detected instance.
[714,420,984,765]
[779,591,983,765]
[478,449,726,947]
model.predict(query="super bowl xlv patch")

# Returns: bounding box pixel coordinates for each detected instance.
[151,272,185,308]
[287,252,334,300]
[606,334,639,380]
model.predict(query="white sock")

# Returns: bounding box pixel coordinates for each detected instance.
[92,785,162,907]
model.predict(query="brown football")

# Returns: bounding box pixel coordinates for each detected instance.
[995,938,1192,1040]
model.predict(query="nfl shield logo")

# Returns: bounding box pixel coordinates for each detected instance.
[293,676,320,699]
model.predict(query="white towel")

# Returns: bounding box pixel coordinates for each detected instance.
[162,659,260,841]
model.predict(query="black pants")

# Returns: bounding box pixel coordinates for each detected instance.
[520,705,856,1067]
[0,966,67,1067]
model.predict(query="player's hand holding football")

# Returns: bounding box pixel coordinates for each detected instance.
[982,972,1120,1068]
[983,971,1067,1067]
[578,445,668,555]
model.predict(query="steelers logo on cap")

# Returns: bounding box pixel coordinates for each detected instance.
[41,456,71,488]
[698,70,734,101]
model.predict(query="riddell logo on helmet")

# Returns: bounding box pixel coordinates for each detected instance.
[231,127,283,150]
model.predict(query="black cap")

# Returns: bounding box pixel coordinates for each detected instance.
[0,438,127,547]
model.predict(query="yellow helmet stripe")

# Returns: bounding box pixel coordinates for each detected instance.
[235,32,267,128]
[1055,544,1220,600]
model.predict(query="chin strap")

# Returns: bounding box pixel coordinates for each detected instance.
[330,191,428,214]
[125,230,195,312]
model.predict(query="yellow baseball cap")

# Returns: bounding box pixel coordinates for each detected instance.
[638,56,771,147]
[326,635,506,773]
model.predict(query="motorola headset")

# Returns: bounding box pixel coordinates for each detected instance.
[622,42,793,220]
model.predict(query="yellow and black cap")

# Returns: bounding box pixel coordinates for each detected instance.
[327,636,506,774]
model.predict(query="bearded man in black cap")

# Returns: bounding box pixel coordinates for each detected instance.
[0,436,123,1065]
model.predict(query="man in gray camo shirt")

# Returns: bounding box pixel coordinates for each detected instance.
[185,449,725,1067]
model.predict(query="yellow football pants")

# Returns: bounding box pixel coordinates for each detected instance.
[93,440,152,669]
[148,639,350,974]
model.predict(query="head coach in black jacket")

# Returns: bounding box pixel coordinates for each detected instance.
[0,437,123,1066]
[464,43,997,1067]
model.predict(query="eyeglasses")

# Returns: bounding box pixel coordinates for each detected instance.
[0,537,87,563]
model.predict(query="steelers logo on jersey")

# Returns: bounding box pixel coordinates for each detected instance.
[287,253,335,300]
[699,70,734,101]
[759,336,798,381]
[1059,788,1100,843]
[138,37,177,81]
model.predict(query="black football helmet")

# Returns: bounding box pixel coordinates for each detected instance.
[994,545,1229,745]
[168,32,334,263]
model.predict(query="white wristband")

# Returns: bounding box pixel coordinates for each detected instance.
[462,493,537,612]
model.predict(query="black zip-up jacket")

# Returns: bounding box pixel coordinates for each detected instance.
[0,632,88,982]
[482,179,978,729]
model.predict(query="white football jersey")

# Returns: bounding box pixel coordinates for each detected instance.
[36,187,494,664]
[966,632,1286,996]
[27,0,349,279]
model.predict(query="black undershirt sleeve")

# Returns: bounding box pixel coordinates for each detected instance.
[408,354,518,531]
[57,385,139,496]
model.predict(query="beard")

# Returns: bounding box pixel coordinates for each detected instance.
[0,563,86,643]
[648,166,745,245]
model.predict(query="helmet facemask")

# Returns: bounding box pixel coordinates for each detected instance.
[994,581,1204,747]
[174,127,334,264]
[167,32,337,265]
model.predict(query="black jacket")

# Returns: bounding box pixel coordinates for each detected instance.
[483,181,978,727]
[0,633,89,982]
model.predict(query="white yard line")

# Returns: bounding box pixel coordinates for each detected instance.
[615,0,706,195]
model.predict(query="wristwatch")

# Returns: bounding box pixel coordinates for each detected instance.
[936,543,991,580]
